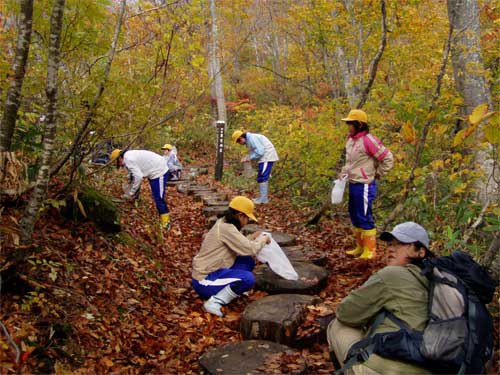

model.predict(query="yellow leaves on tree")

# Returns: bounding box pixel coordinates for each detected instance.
[453,103,496,147]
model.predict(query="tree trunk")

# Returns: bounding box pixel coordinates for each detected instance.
[0,0,34,153]
[49,0,127,177]
[19,0,66,245]
[482,236,500,286]
[447,0,497,204]
[208,0,227,124]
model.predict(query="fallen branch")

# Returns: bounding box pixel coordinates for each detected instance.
[463,198,490,244]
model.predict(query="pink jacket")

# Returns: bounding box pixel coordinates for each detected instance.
[341,131,393,184]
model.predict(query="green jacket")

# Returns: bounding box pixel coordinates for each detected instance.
[336,264,431,375]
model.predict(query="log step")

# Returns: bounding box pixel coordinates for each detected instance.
[202,205,229,217]
[187,185,213,195]
[281,246,327,266]
[240,294,320,346]
[242,225,297,246]
[199,340,307,375]
[254,262,329,295]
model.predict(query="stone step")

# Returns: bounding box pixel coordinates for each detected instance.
[202,205,229,217]
[281,246,327,266]
[254,261,329,295]
[240,294,320,346]
[199,340,307,375]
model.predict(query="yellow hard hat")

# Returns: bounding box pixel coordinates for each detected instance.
[232,130,244,144]
[341,109,368,123]
[110,149,122,161]
[229,196,257,222]
[161,143,173,150]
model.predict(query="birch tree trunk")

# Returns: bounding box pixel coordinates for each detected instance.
[0,0,34,153]
[208,0,227,124]
[0,0,34,188]
[49,0,126,177]
[447,0,498,204]
[20,0,66,245]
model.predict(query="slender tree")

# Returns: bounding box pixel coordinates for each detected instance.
[49,0,127,177]
[0,0,34,181]
[20,0,66,244]
[208,0,227,124]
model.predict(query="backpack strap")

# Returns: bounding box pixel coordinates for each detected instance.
[334,309,412,375]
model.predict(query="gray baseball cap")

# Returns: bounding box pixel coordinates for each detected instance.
[380,222,430,250]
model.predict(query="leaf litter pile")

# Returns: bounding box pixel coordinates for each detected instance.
[1,168,498,374]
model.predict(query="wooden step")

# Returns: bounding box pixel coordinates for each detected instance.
[202,205,229,217]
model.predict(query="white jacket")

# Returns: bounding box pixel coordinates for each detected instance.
[124,150,168,195]
[246,132,279,163]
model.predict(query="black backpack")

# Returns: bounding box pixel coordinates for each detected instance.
[335,251,496,375]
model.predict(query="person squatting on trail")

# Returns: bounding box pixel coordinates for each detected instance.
[328,222,433,375]
[191,196,271,317]
[111,149,171,230]
[161,143,183,180]
[340,109,394,259]
[232,130,279,204]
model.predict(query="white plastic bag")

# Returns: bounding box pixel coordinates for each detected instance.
[256,233,299,280]
[331,176,347,204]
[243,161,255,178]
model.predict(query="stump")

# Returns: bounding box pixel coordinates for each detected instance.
[240,294,320,346]
[202,205,229,217]
[199,340,307,375]
[281,246,327,266]
[241,226,297,246]
[271,232,297,246]
[254,262,329,295]
[63,186,120,233]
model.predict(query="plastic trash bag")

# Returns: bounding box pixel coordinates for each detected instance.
[331,176,347,204]
[256,233,299,280]
[243,161,255,178]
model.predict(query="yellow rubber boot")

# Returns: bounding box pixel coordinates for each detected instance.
[346,228,363,256]
[160,213,171,230]
[359,228,377,259]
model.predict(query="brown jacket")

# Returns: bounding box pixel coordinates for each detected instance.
[341,131,393,184]
[192,218,267,281]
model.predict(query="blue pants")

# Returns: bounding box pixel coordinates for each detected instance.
[257,162,274,183]
[149,171,169,215]
[348,181,377,230]
[192,256,255,299]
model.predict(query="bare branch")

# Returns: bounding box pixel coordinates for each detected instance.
[356,0,387,109]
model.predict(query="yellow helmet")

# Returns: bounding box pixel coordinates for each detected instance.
[161,143,173,150]
[110,149,122,161]
[341,109,368,124]
[229,196,257,222]
[232,130,244,144]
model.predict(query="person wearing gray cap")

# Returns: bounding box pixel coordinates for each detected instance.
[327,222,433,375]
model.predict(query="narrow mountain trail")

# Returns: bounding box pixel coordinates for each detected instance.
[2,163,496,374]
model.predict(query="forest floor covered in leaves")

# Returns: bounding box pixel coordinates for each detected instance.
[1,164,498,374]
